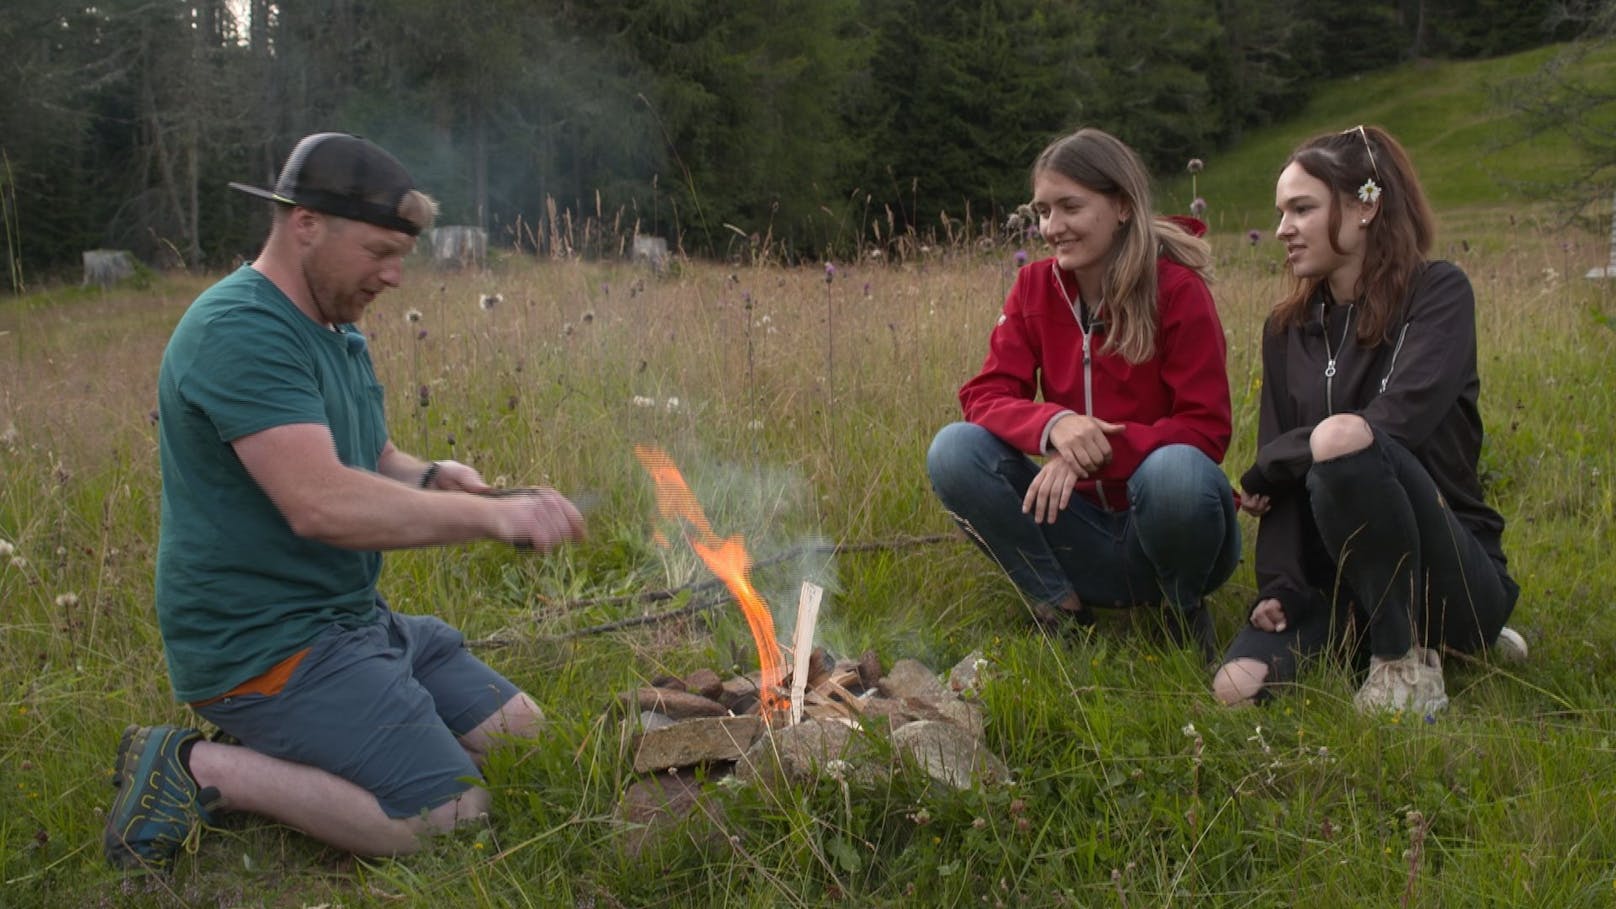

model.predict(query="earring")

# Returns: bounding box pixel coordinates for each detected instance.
[1360,218,1369,226]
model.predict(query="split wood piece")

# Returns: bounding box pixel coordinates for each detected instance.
[788,581,823,726]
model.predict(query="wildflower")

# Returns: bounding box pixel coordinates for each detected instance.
[632,396,656,408]
[664,397,681,412]
[9,556,25,570]
[1357,178,1381,204]
[862,281,871,297]
[561,322,574,337]
[1014,249,1029,267]
[416,329,428,340]
[1247,230,1262,246]
[1181,722,1197,737]
[417,385,431,407]
[1190,197,1207,218]
[56,592,78,608]
[1186,158,1204,174]
[747,420,764,430]
[479,293,502,310]
[0,540,12,558]
[582,310,595,324]
[824,262,836,283]
[405,309,423,323]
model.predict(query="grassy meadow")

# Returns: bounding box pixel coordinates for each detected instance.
[3,206,1616,907]
[6,36,1616,907]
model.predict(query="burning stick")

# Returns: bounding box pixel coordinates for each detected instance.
[635,445,787,717]
[788,581,824,725]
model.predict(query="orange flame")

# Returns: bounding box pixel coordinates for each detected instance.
[635,444,786,715]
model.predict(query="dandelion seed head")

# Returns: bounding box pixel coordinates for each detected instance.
[1186,158,1204,174]
[405,309,423,323]
[55,592,78,608]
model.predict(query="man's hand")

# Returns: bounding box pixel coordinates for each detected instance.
[1047,413,1124,478]
[492,488,586,551]
[424,459,491,494]
[1250,598,1287,632]
[1238,489,1271,516]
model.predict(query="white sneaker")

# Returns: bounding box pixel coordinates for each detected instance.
[1355,646,1449,716]
[1491,626,1528,664]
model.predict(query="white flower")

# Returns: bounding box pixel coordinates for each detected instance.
[631,396,656,408]
[664,397,681,412]
[479,293,503,310]
[405,309,423,323]
[55,592,78,608]
[1182,722,1198,737]
[1357,178,1381,204]
[0,540,13,558]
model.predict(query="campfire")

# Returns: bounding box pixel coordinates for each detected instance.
[618,447,1008,855]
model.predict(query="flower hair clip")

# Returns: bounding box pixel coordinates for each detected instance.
[1357,178,1381,204]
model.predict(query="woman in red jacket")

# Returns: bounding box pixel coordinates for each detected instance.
[1212,126,1523,714]
[927,127,1238,659]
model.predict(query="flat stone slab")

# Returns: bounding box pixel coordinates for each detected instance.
[632,715,764,773]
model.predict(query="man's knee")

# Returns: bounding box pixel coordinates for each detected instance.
[381,786,492,855]
[1309,414,1372,462]
[1212,658,1269,706]
[489,692,545,740]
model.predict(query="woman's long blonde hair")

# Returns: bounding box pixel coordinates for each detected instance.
[1032,128,1212,364]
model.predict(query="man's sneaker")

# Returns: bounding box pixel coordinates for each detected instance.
[104,725,220,871]
[1491,626,1529,664]
[1354,646,1449,716]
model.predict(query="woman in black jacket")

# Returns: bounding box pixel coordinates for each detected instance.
[1212,125,1523,714]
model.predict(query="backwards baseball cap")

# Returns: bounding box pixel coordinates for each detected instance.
[229,132,428,236]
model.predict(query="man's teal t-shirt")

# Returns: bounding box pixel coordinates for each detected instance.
[156,266,387,702]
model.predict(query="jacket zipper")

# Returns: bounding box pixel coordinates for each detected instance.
[1322,303,1354,415]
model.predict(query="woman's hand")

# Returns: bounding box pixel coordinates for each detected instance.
[1022,458,1082,524]
[1048,413,1124,477]
[1238,489,1271,516]
[1250,598,1287,632]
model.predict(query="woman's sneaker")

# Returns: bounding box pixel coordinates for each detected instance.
[1492,626,1529,664]
[1354,646,1449,716]
[104,725,220,871]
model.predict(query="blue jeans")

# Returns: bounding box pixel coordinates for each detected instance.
[926,422,1240,613]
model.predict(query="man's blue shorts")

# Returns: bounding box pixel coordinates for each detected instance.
[195,603,520,818]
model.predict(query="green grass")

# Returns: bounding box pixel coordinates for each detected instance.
[5,49,1616,906]
[1159,42,1616,232]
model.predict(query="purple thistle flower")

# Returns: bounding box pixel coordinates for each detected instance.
[416,329,428,340]
[1014,249,1029,267]
[1246,229,1262,246]
[824,262,836,283]
[1190,197,1207,218]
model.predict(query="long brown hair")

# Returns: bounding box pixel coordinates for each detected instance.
[1032,128,1212,364]
[1273,125,1435,343]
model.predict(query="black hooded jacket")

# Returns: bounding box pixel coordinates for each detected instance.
[1238,260,1510,623]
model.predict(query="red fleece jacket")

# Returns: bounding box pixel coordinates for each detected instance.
[958,252,1232,493]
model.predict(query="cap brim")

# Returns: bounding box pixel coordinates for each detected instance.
[228,182,295,205]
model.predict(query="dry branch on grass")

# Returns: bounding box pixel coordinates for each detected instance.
[468,533,957,647]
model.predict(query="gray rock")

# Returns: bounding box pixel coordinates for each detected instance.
[615,768,725,859]
[878,658,948,702]
[735,718,878,787]
[890,720,1008,789]
[619,687,729,720]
